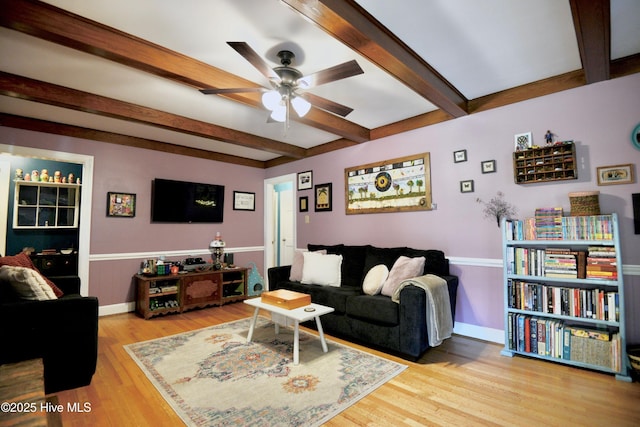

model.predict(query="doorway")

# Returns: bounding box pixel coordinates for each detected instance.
[264,174,296,289]
[0,160,10,256]
[0,145,94,296]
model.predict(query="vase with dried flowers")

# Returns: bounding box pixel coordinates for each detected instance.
[476,191,517,227]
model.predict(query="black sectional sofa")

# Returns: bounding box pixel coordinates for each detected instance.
[0,270,99,393]
[268,244,458,360]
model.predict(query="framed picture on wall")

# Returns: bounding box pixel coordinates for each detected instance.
[299,196,309,212]
[107,192,136,217]
[481,160,496,174]
[314,183,332,212]
[345,152,432,215]
[453,149,467,163]
[596,164,635,185]
[460,180,474,193]
[233,191,255,211]
[297,170,313,190]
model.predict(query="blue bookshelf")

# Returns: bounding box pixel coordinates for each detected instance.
[501,213,630,381]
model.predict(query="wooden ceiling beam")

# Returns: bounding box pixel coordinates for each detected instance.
[268,52,640,165]
[0,0,370,143]
[282,0,468,118]
[569,0,611,83]
[0,72,306,159]
[0,114,266,169]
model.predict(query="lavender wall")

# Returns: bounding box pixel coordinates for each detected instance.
[2,73,638,342]
[266,73,640,342]
[1,129,266,306]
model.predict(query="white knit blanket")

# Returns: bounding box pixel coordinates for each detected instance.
[392,274,452,347]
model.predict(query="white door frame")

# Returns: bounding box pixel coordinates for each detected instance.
[0,145,94,296]
[0,160,10,256]
[264,173,296,289]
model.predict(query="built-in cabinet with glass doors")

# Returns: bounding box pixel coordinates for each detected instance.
[13,181,80,229]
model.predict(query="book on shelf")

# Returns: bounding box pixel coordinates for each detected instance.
[506,247,587,278]
[586,246,618,280]
[505,214,614,241]
[562,215,614,240]
[507,279,619,321]
[535,207,564,240]
[507,314,621,371]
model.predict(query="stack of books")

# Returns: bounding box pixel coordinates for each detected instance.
[544,248,586,279]
[587,246,618,280]
[535,207,563,240]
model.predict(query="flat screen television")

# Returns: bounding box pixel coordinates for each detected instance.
[151,178,224,223]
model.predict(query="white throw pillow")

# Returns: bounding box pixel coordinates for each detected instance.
[301,252,343,287]
[381,256,426,297]
[289,249,326,282]
[0,265,58,300]
[362,264,389,295]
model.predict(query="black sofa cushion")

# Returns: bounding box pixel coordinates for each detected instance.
[362,245,408,274]
[404,248,449,276]
[276,280,361,313]
[346,294,399,325]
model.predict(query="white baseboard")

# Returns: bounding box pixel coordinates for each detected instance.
[99,301,135,317]
[453,322,504,344]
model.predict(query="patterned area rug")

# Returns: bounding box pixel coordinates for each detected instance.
[124,317,406,426]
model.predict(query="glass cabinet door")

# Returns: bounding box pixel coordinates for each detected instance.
[14,182,80,229]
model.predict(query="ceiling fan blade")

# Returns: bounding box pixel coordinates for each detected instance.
[199,87,265,95]
[298,60,363,88]
[227,41,280,82]
[298,92,354,117]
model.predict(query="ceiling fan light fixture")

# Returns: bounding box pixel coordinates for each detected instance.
[270,105,287,122]
[291,95,311,117]
[261,90,281,111]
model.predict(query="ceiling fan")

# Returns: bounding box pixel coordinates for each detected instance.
[200,42,364,128]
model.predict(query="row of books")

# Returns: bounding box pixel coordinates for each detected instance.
[505,214,615,241]
[506,246,617,280]
[506,313,622,372]
[587,246,618,280]
[507,279,620,321]
[562,215,615,240]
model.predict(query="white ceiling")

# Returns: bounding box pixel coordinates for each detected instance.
[1,0,639,165]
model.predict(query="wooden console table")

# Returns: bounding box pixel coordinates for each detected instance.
[0,359,62,427]
[135,267,248,319]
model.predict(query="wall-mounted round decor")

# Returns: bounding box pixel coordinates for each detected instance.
[632,123,640,151]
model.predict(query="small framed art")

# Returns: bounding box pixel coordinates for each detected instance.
[596,164,635,186]
[233,191,255,211]
[314,183,332,212]
[514,132,532,151]
[460,180,474,193]
[297,170,313,190]
[299,196,309,212]
[453,149,467,163]
[481,160,496,174]
[107,192,136,217]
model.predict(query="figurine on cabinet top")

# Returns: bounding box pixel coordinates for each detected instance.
[545,130,555,145]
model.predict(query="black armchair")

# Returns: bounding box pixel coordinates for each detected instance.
[0,276,99,393]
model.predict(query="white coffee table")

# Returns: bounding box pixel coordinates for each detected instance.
[244,297,335,365]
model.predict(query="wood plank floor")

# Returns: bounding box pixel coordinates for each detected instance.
[54,303,640,426]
